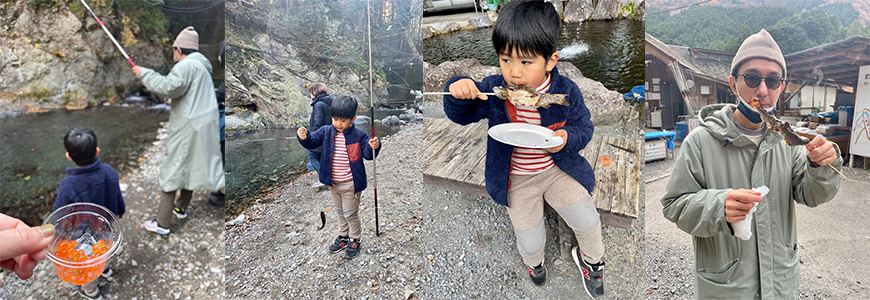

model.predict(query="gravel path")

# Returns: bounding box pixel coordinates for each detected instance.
[224,122,426,299]
[0,123,226,300]
[418,100,646,299]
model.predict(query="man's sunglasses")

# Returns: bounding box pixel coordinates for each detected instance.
[735,73,784,89]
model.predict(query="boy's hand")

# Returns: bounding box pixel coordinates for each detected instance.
[448,79,488,100]
[297,127,307,140]
[724,189,763,223]
[132,66,142,79]
[369,137,380,149]
[544,129,567,153]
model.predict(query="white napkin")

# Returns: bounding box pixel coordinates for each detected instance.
[733,185,769,241]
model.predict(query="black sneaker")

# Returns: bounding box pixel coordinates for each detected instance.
[329,235,349,253]
[345,238,361,259]
[572,246,604,299]
[78,285,103,300]
[208,191,225,206]
[528,262,547,286]
[172,207,187,219]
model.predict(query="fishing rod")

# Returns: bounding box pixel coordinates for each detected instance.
[367,0,381,237]
[79,0,135,67]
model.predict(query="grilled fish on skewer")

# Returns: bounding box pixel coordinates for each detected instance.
[748,98,810,146]
[748,98,846,179]
[492,85,569,108]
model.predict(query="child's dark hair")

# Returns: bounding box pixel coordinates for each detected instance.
[64,127,98,166]
[331,95,358,120]
[492,0,561,59]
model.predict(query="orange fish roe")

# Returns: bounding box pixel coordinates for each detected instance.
[52,239,111,285]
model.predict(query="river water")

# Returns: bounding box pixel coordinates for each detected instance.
[226,110,408,217]
[423,19,645,93]
[0,100,169,225]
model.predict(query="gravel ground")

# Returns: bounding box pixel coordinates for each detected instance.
[224,122,426,299]
[644,136,870,300]
[0,123,226,300]
[418,99,646,299]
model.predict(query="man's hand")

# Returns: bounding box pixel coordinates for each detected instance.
[0,214,54,285]
[132,66,142,79]
[297,127,307,140]
[369,137,380,150]
[725,189,763,223]
[544,129,567,153]
[448,79,487,100]
[806,135,837,167]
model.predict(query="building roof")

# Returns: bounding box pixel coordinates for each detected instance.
[784,35,870,87]
[645,33,730,85]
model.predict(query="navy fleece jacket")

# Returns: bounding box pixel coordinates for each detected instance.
[53,157,126,217]
[298,123,381,193]
[442,66,595,206]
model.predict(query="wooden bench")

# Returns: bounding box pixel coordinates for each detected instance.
[421,117,642,229]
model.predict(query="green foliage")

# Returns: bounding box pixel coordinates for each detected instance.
[27,0,58,8]
[116,0,168,42]
[767,9,845,54]
[646,5,863,54]
[69,0,80,14]
[846,20,870,38]
[784,0,824,11]
[818,3,858,28]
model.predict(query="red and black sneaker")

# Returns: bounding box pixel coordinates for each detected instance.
[573,246,604,299]
[345,238,361,259]
[528,262,547,286]
[329,235,349,253]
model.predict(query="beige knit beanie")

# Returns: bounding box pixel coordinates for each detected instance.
[730,29,786,77]
[172,26,199,50]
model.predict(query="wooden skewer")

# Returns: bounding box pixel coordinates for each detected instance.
[829,164,847,180]
[419,91,497,96]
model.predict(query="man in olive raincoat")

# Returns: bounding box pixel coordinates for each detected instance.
[661,29,842,299]
[132,26,224,235]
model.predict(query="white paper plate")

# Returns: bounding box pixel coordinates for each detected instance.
[488,123,563,148]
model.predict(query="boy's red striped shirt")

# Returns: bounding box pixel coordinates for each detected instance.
[510,74,554,176]
[331,132,353,182]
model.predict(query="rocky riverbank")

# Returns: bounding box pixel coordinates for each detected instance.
[0,122,226,300]
[225,122,425,299]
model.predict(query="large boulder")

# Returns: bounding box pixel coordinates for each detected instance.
[468,15,491,29]
[423,59,498,102]
[556,62,626,125]
[591,0,622,20]
[0,4,163,108]
[424,59,626,125]
[563,0,596,22]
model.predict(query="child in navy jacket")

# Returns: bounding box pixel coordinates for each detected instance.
[297,95,380,259]
[53,127,124,300]
[442,0,605,297]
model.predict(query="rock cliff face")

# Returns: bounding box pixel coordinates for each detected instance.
[424,59,627,126]
[0,1,164,112]
[225,33,386,129]
[225,0,392,129]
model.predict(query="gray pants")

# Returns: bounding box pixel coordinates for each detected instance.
[330,180,362,239]
[157,189,193,228]
[506,166,605,267]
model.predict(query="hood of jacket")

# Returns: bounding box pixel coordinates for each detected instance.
[698,103,770,148]
[182,52,213,75]
[312,94,333,107]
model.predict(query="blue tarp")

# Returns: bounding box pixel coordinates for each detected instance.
[623,85,645,102]
[645,131,676,149]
